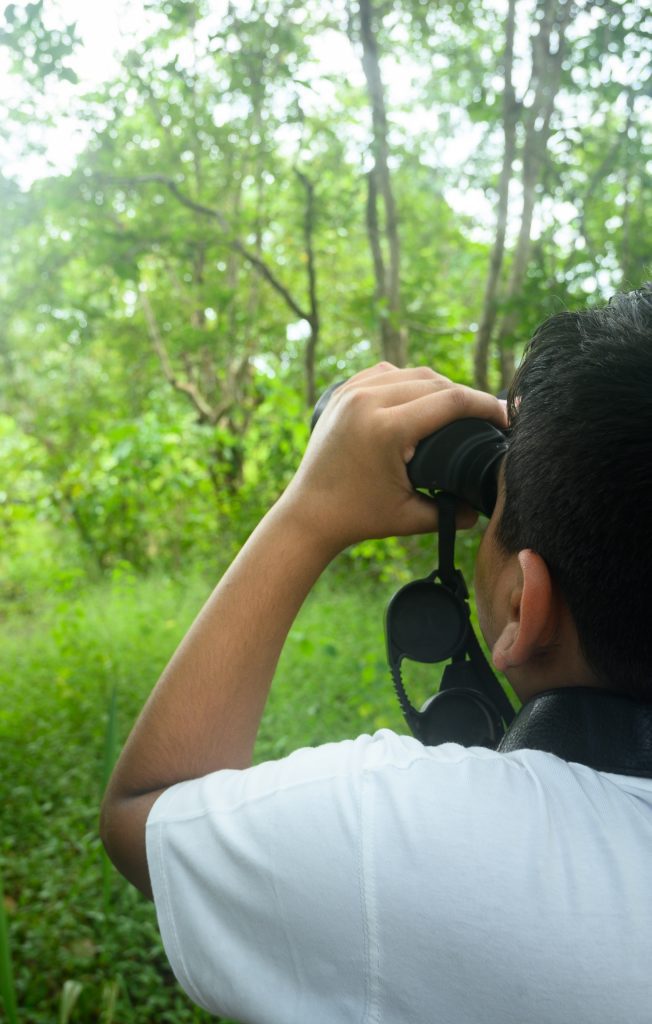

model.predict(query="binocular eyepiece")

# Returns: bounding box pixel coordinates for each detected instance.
[311,381,508,516]
[406,419,507,517]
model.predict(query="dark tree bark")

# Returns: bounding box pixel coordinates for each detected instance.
[473,0,574,391]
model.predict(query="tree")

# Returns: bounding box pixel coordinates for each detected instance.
[472,0,652,390]
[1,0,649,575]
[355,0,406,365]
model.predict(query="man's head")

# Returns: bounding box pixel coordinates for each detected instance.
[476,285,652,702]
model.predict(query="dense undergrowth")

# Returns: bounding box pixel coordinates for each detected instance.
[0,524,493,1021]
[0,555,418,1022]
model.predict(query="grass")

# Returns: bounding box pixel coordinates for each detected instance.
[0,529,498,1021]
[0,569,214,1023]
[0,556,413,1022]
[1,859,19,1024]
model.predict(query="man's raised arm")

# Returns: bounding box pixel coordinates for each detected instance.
[99,364,506,897]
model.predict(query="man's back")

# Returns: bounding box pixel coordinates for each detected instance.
[147,729,652,1023]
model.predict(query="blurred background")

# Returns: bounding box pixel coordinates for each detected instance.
[0,0,650,1020]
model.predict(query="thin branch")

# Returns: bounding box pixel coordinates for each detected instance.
[495,0,574,386]
[102,174,311,322]
[357,0,405,364]
[295,169,319,327]
[139,289,216,424]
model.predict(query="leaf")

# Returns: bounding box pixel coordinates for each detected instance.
[59,67,79,85]
[25,1,44,22]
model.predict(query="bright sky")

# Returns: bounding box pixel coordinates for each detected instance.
[2,0,357,182]
[1,0,484,191]
[50,0,125,80]
[2,1,157,181]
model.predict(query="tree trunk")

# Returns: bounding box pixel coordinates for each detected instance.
[619,93,636,289]
[296,170,320,407]
[495,0,573,390]
[358,0,406,366]
[473,0,518,392]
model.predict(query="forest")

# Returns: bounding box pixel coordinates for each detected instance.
[0,0,650,1020]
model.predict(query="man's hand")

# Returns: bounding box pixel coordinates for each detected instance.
[279,363,507,555]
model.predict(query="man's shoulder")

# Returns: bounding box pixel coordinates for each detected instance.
[147,727,599,830]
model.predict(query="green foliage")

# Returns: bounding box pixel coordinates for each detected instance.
[1,0,649,572]
[0,1,79,85]
[0,571,214,1021]
[0,564,430,1020]
[0,860,19,1024]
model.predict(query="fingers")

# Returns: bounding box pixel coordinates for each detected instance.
[388,384,508,444]
[394,492,479,537]
[340,361,399,385]
[331,379,455,431]
[341,363,447,394]
[332,367,507,442]
[337,364,506,422]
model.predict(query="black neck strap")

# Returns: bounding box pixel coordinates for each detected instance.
[498,687,652,778]
[436,492,458,588]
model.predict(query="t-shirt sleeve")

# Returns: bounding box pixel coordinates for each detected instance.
[146,734,379,1022]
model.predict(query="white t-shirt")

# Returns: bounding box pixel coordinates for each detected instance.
[146,729,652,1023]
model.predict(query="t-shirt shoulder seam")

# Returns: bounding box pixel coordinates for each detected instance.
[147,764,368,824]
[147,745,539,827]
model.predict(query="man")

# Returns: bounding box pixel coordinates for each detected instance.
[102,287,652,1022]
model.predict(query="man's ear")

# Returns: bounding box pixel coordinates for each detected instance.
[492,549,556,672]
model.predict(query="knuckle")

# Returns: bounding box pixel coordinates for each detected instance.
[342,387,371,415]
[448,386,471,414]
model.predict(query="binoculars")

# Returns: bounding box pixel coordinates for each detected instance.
[312,379,515,748]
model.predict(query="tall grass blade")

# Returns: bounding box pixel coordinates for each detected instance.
[101,683,119,917]
[59,979,83,1024]
[100,979,120,1024]
[0,863,18,1024]
[101,682,119,793]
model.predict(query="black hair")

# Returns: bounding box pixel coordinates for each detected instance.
[497,284,652,699]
